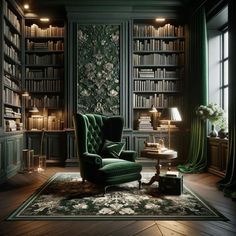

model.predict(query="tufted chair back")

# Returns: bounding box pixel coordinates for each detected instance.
[73,113,124,156]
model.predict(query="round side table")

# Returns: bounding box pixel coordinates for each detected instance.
[141,149,177,185]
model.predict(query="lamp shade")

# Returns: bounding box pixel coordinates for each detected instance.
[22,91,29,97]
[29,105,39,113]
[160,107,182,121]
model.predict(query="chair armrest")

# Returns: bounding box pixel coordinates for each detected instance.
[82,152,103,168]
[120,150,137,162]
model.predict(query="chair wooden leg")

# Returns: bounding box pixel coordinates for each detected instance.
[104,186,110,195]
[138,180,142,189]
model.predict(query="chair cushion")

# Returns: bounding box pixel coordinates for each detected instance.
[100,140,125,158]
[98,160,142,178]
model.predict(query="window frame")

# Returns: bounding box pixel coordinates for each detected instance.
[219,25,228,116]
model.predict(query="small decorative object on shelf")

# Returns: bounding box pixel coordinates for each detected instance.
[218,128,228,139]
[196,103,226,137]
[210,124,218,137]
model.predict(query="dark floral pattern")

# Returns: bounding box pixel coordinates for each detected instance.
[8,173,226,220]
[77,24,120,115]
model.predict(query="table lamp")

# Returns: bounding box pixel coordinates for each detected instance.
[160,107,182,149]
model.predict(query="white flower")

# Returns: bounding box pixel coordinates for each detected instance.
[73,203,88,210]
[97,72,102,78]
[119,208,135,215]
[104,63,114,71]
[98,208,114,215]
[101,40,106,45]
[77,30,87,42]
[85,63,95,72]
[81,90,90,96]
[109,89,118,97]
[111,33,119,42]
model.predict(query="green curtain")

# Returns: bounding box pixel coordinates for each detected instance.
[218,0,236,200]
[178,7,208,173]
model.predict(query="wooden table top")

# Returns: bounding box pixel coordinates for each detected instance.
[141,148,178,160]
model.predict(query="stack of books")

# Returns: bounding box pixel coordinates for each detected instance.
[139,69,154,78]
[138,115,153,130]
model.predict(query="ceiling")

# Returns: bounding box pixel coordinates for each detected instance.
[16,0,204,15]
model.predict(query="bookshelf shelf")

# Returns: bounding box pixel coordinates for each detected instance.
[132,19,185,130]
[25,64,64,67]
[25,50,64,53]
[24,19,65,131]
[4,35,20,52]
[133,50,184,53]
[4,103,21,108]
[133,65,184,67]
[133,91,181,93]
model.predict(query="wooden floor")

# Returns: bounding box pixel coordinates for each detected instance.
[0,167,236,236]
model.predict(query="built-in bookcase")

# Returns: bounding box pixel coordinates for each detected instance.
[131,19,186,130]
[0,0,23,132]
[24,19,65,130]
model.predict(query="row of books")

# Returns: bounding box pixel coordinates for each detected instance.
[133,93,183,108]
[4,43,20,63]
[3,60,22,78]
[138,115,153,130]
[26,68,64,78]
[26,96,62,108]
[133,80,181,92]
[3,88,21,106]
[4,21,20,49]
[26,54,64,65]
[25,79,62,92]
[4,107,21,118]
[133,39,184,52]
[4,75,20,90]
[133,68,184,78]
[133,24,184,37]
[133,53,184,66]
[5,120,23,132]
[28,115,64,130]
[25,24,64,37]
[3,2,21,32]
[26,40,64,51]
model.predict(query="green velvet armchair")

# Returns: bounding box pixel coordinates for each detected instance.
[73,113,142,192]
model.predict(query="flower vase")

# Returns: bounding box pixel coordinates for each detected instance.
[209,124,218,137]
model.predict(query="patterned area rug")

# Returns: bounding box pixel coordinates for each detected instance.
[7,172,227,221]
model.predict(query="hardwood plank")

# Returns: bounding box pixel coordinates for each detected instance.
[155,221,210,236]
[134,223,162,236]
[157,224,190,236]
[106,221,156,236]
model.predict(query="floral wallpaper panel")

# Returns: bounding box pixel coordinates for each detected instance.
[77,24,120,115]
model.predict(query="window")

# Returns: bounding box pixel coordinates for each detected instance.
[207,5,228,128]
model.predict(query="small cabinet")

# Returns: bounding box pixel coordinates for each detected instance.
[0,133,23,183]
[207,137,228,177]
